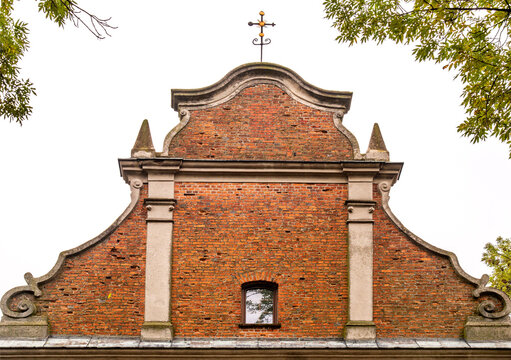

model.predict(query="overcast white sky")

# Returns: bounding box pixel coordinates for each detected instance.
[0,1,510,299]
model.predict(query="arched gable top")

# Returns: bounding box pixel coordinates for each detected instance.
[171,62,353,112]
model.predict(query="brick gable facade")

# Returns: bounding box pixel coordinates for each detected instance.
[1,63,510,343]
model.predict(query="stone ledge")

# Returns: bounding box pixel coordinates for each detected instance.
[2,337,511,349]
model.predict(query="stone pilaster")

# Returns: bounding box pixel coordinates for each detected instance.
[344,174,376,340]
[141,168,178,341]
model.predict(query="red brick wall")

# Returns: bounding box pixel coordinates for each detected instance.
[372,185,478,338]
[167,84,354,161]
[32,186,148,336]
[17,182,481,338]
[171,182,348,337]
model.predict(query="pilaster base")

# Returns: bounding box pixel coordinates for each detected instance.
[344,320,376,340]
[141,321,174,341]
[464,316,511,341]
[0,316,49,339]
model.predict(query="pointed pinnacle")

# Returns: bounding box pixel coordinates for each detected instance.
[131,119,155,158]
[365,123,389,161]
[368,123,388,152]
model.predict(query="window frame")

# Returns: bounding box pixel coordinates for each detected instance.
[239,281,281,328]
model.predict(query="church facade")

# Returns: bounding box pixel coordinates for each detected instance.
[1,63,511,356]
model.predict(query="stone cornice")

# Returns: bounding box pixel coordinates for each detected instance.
[119,159,403,184]
[171,63,353,113]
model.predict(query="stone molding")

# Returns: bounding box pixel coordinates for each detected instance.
[2,336,511,349]
[119,159,403,185]
[377,181,511,323]
[170,63,352,113]
[333,111,363,160]
[161,110,190,157]
[0,178,144,322]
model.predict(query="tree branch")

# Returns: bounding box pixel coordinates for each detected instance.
[60,0,116,40]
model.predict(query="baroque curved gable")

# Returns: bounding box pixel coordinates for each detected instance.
[162,63,361,160]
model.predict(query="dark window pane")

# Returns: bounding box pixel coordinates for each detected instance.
[245,288,274,324]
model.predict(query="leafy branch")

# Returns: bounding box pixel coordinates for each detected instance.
[323,0,511,156]
[482,237,511,296]
[38,0,116,40]
[0,0,115,125]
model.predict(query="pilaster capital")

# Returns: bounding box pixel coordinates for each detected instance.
[144,198,177,222]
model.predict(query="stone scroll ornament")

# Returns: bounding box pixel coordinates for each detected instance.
[0,178,143,319]
[474,274,511,319]
[378,182,511,320]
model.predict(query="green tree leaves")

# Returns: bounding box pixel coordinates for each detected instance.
[0,0,35,124]
[324,0,511,156]
[482,237,511,296]
[0,0,114,125]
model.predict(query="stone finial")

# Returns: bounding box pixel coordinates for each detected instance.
[131,119,155,158]
[365,123,389,161]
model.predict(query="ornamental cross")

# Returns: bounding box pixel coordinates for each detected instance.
[248,11,275,62]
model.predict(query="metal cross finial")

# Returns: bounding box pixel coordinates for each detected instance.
[248,11,275,62]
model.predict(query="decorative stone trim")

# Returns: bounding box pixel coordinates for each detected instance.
[377,181,511,323]
[3,336,511,349]
[119,159,404,185]
[473,275,511,319]
[0,179,144,321]
[161,110,190,157]
[333,111,363,160]
[170,63,352,112]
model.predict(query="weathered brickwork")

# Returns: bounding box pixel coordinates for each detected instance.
[11,182,483,339]
[372,185,478,338]
[171,182,348,337]
[167,84,353,161]
[31,186,148,336]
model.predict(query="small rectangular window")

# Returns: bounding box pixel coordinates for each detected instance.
[240,281,280,328]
